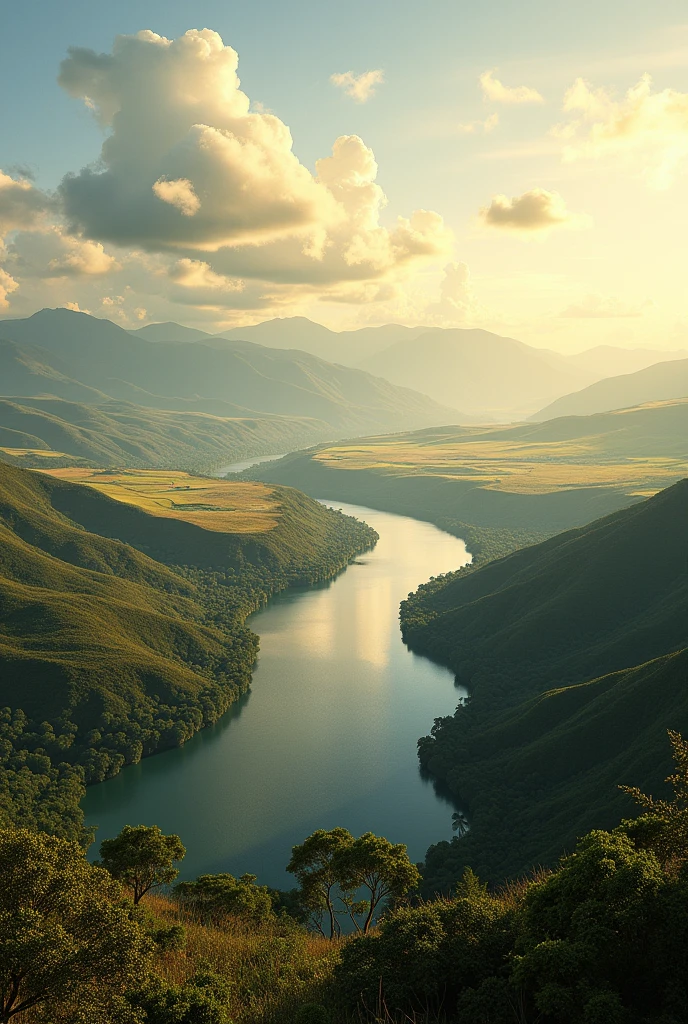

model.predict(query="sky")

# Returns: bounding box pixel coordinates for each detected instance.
[1,0,688,352]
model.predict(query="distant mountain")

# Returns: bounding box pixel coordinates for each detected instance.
[358,328,593,419]
[128,322,214,343]
[534,358,688,419]
[568,344,688,379]
[213,317,429,365]
[0,308,460,434]
[403,479,688,883]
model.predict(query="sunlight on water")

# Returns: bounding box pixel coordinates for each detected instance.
[83,501,471,886]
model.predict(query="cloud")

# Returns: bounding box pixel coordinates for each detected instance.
[0,171,53,235]
[480,70,544,105]
[554,74,688,188]
[7,227,120,277]
[458,113,499,134]
[479,188,588,233]
[559,293,648,318]
[423,262,482,324]
[1,29,452,324]
[152,177,201,216]
[330,69,384,103]
[0,267,19,310]
[58,29,340,251]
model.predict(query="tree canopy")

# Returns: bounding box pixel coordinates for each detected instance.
[99,824,186,904]
[0,828,152,1024]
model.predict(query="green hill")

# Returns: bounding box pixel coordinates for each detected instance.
[534,356,688,419]
[0,462,377,841]
[398,480,688,885]
[0,396,326,472]
[246,400,688,557]
[0,308,459,432]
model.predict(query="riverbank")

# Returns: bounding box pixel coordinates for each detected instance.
[83,502,472,885]
[0,463,376,844]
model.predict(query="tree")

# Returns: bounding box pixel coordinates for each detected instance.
[99,824,186,904]
[0,827,152,1024]
[451,811,470,837]
[620,728,688,864]
[287,828,354,938]
[174,872,274,924]
[339,832,421,933]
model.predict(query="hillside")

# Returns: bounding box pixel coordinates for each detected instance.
[399,480,688,883]
[358,328,594,419]
[0,308,459,433]
[0,396,325,473]
[535,357,688,419]
[0,461,377,839]
[568,344,688,378]
[245,400,688,553]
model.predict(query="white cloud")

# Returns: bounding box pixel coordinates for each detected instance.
[0,267,19,310]
[152,177,201,216]
[458,113,499,134]
[0,171,53,235]
[330,69,385,103]
[559,294,648,318]
[479,188,589,233]
[0,29,452,323]
[423,262,482,324]
[480,70,544,105]
[554,74,688,188]
[58,29,340,251]
[7,227,119,277]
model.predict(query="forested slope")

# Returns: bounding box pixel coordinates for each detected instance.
[0,462,377,841]
[399,480,688,885]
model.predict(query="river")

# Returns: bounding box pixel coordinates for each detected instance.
[82,494,471,887]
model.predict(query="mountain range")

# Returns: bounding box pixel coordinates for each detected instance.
[0,310,460,462]
[130,315,688,420]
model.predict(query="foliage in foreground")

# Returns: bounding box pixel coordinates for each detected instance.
[2,734,687,1024]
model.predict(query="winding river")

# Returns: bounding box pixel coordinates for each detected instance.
[82,486,471,886]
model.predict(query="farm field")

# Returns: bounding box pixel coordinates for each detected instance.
[40,467,282,533]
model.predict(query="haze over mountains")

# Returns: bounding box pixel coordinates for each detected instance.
[534,357,688,420]
[0,308,458,443]
[131,315,688,420]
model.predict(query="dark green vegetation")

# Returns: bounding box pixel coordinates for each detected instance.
[4,741,688,1023]
[286,828,420,937]
[535,355,688,419]
[0,460,376,841]
[0,308,457,432]
[246,399,688,560]
[399,479,688,884]
[0,396,321,472]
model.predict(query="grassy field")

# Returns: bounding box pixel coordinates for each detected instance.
[312,399,688,497]
[42,468,282,533]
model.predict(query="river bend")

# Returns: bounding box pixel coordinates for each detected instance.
[83,501,471,886]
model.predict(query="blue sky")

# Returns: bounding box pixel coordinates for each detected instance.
[2,1,688,349]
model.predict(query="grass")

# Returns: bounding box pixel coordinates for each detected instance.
[312,400,688,497]
[41,468,283,534]
[147,896,339,1024]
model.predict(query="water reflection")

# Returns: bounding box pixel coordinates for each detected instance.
[83,502,471,886]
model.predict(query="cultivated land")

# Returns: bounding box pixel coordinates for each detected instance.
[41,468,284,533]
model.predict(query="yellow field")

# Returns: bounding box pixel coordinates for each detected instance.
[41,468,281,533]
[315,432,688,496]
[1,447,74,459]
